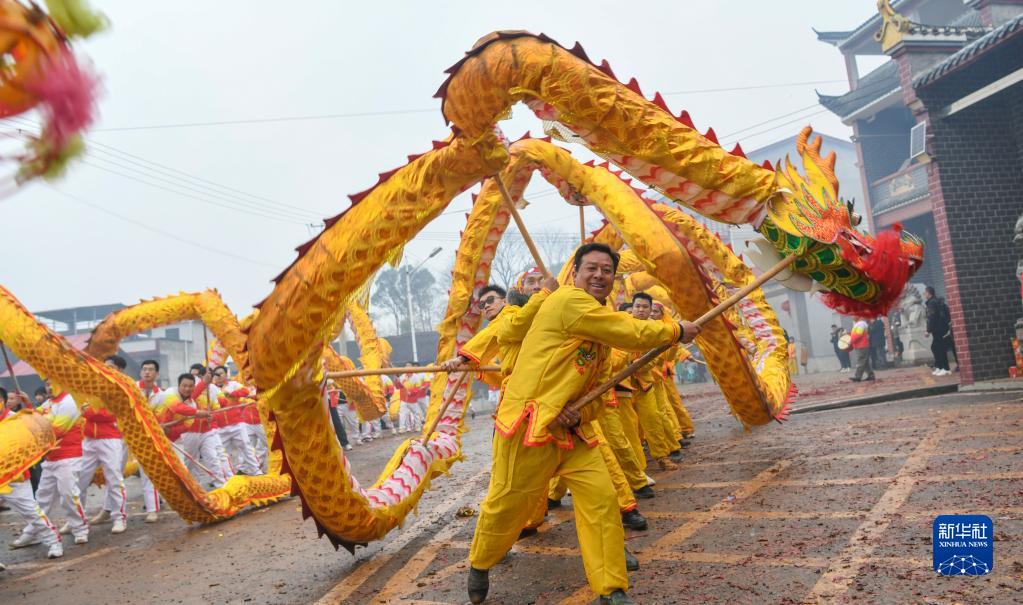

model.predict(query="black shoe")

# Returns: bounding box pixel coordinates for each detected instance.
[668,449,683,464]
[865,375,876,381]
[547,498,562,509]
[599,589,636,605]
[633,485,656,500]
[624,548,639,571]
[850,377,862,382]
[679,438,691,449]
[621,508,648,531]
[468,567,489,604]
[517,527,538,540]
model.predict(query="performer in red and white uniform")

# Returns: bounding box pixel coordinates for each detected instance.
[137,359,167,523]
[73,354,129,534]
[2,388,63,559]
[208,366,261,476]
[241,389,268,473]
[31,384,89,545]
[377,374,398,436]
[162,373,233,487]
[397,365,425,433]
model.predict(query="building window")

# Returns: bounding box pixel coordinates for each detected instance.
[165,328,180,340]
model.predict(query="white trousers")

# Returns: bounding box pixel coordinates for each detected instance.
[219,424,261,475]
[34,458,88,540]
[8,480,61,547]
[138,466,160,513]
[340,406,361,436]
[398,400,424,432]
[175,432,233,487]
[247,423,269,472]
[76,438,127,523]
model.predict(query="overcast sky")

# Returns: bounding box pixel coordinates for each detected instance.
[2,1,884,317]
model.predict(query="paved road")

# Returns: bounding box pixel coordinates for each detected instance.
[3,389,1021,604]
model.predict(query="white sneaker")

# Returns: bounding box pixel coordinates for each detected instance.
[58,522,71,535]
[391,428,398,436]
[89,510,112,525]
[144,512,159,523]
[111,519,126,534]
[937,369,951,376]
[47,543,63,559]
[74,535,88,545]
[344,444,353,451]
[931,368,940,375]
[9,534,40,549]
[645,474,657,487]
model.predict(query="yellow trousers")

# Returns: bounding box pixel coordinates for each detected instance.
[615,393,646,469]
[527,422,637,528]
[633,387,676,459]
[595,421,638,512]
[663,378,694,436]
[470,422,628,596]
[599,403,648,491]
[654,381,682,443]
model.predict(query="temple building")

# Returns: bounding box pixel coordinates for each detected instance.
[816,0,1023,383]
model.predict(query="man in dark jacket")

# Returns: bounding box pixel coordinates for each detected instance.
[925,286,952,376]
[868,319,887,370]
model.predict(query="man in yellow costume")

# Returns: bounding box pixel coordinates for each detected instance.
[651,303,696,443]
[628,293,684,470]
[466,243,699,605]
[446,282,652,539]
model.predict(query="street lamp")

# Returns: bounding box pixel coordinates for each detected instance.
[404,246,442,362]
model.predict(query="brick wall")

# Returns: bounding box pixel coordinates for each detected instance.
[915,38,1023,382]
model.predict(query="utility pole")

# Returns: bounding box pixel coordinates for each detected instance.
[403,246,442,362]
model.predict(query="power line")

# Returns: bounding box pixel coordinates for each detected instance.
[77,159,309,225]
[85,80,848,132]
[47,186,281,269]
[84,138,325,218]
[1,116,327,222]
[91,108,439,132]
[81,154,315,223]
[719,103,822,140]
[661,79,845,96]
[722,109,831,148]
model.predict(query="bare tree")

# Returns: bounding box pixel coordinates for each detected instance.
[489,236,532,289]
[532,227,580,272]
[371,267,438,336]
[488,228,580,288]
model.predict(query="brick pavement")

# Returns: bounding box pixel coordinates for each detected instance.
[681,364,961,414]
[332,390,1023,605]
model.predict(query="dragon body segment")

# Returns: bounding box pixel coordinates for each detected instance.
[439,32,922,316]
[0,286,290,517]
[0,29,923,551]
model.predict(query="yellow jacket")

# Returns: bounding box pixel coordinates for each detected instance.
[460,290,554,386]
[460,305,516,389]
[497,286,680,449]
[495,289,551,380]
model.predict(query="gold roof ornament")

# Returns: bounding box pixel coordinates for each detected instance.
[875,0,911,52]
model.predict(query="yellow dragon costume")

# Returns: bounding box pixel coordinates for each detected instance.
[1,29,922,551]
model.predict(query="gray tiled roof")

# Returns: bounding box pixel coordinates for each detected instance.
[914,13,1023,87]
[818,61,900,118]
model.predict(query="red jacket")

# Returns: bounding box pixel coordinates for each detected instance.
[213,382,252,426]
[162,390,216,436]
[47,393,84,461]
[243,403,261,425]
[849,320,870,350]
[83,406,121,439]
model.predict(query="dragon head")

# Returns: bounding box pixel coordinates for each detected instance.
[759,127,924,318]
